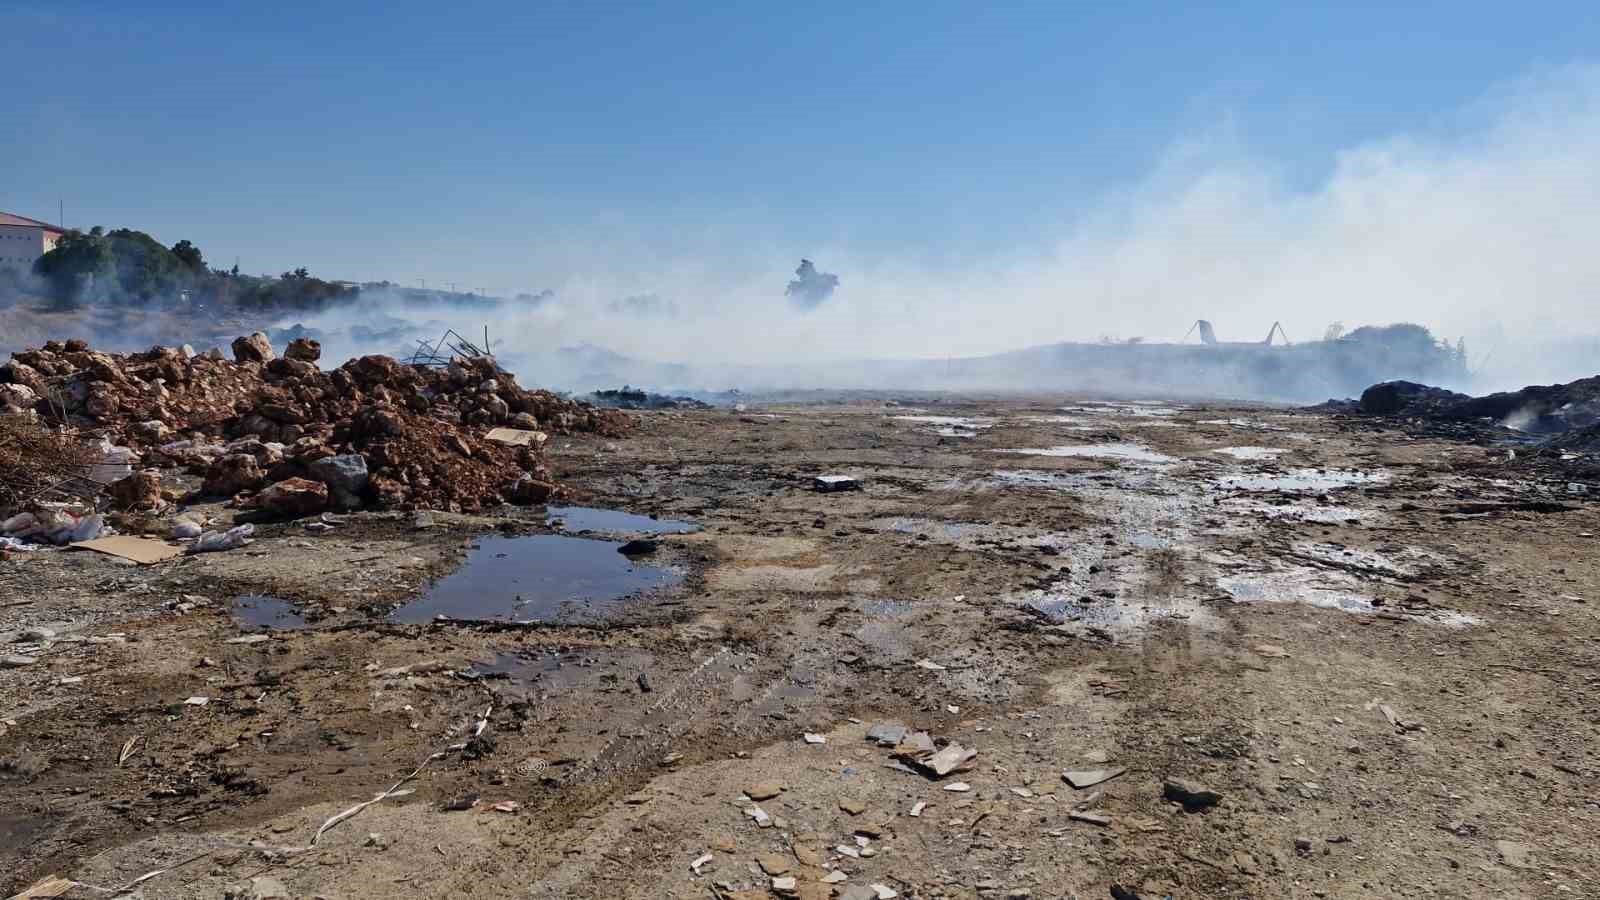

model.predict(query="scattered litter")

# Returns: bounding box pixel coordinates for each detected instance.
[69,535,184,565]
[902,742,978,778]
[484,427,548,447]
[191,523,255,554]
[491,800,520,813]
[942,782,971,792]
[1062,767,1126,789]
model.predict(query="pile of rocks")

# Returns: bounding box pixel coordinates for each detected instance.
[0,333,630,513]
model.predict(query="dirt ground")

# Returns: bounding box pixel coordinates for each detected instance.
[3,397,1597,899]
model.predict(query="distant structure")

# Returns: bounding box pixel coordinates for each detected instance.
[0,211,65,273]
[1185,319,1291,346]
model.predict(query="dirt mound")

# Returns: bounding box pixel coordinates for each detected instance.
[0,333,630,512]
[1358,380,1471,416]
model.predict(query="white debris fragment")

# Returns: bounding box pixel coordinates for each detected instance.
[943,782,971,792]
[909,801,926,817]
[689,853,712,874]
[803,732,826,744]
[915,659,947,671]
[184,696,210,706]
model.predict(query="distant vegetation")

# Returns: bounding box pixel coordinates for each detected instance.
[15,226,356,313]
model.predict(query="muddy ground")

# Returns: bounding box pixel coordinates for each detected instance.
[3,398,1597,899]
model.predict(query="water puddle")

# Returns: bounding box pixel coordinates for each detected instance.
[389,534,682,625]
[1214,446,1287,461]
[546,506,699,536]
[231,595,309,631]
[895,415,996,437]
[1215,468,1387,493]
[994,443,1176,464]
[467,647,655,697]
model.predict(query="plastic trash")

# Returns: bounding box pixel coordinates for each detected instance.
[0,536,38,552]
[88,439,140,484]
[66,514,106,543]
[171,518,204,539]
[191,523,255,553]
[1,512,36,535]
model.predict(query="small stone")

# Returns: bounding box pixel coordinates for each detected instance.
[822,870,848,884]
[16,626,56,643]
[793,845,823,867]
[1295,837,1313,855]
[1062,767,1125,789]
[759,854,792,875]
[943,782,971,792]
[803,732,826,744]
[746,782,783,801]
[1495,839,1534,869]
[1081,749,1110,764]
[2,655,38,668]
[1164,778,1223,811]
[909,801,926,817]
[838,796,867,815]
[771,875,798,894]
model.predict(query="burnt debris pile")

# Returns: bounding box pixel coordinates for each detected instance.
[1355,376,1600,435]
[0,333,630,514]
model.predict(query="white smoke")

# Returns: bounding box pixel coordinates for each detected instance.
[388,63,1596,392]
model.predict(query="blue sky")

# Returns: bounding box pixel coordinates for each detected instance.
[5,2,1600,382]
[3,2,1595,290]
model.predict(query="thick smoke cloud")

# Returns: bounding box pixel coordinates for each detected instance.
[607,293,678,318]
[784,259,839,309]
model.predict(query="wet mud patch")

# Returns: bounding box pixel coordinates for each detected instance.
[545,505,699,536]
[994,442,1177,464]
[388,534,683,625]
[1216,467,1388,493]
[467,647,656,698]
[1213,446,1288,461]
[230,594,310,631]
[1217,568,1480,627]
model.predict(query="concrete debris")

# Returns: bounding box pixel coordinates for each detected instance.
[897,741,977,778]
[758,854,792,875]
[803,732,826,744]
[866,721,908,746]
[1068,810,1111,826]
[770,875,798,894]
[689,852,712,874]
[1062,767,1126,789]
[813,474,861,493]
[942,781,971,792]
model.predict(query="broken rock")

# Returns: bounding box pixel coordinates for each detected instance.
[1163,777,1223,811]
[255,477,329,518]
[231,332,276,364]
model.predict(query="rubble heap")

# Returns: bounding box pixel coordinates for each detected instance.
[1358,376,1600,433]
[0,334,630,513]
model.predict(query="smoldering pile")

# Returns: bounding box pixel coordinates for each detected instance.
[0,333,630,516]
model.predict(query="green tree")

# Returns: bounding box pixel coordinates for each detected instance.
[171,239,205,272]
[106,228,187,302]
[33,229,115,310]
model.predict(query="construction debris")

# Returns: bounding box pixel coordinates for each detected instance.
[0,334,630,513]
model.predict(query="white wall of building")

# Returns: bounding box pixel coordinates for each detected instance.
[0,223,61,273]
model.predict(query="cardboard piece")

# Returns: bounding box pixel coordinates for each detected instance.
[69,536,184,565]
[484,427,548,447]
